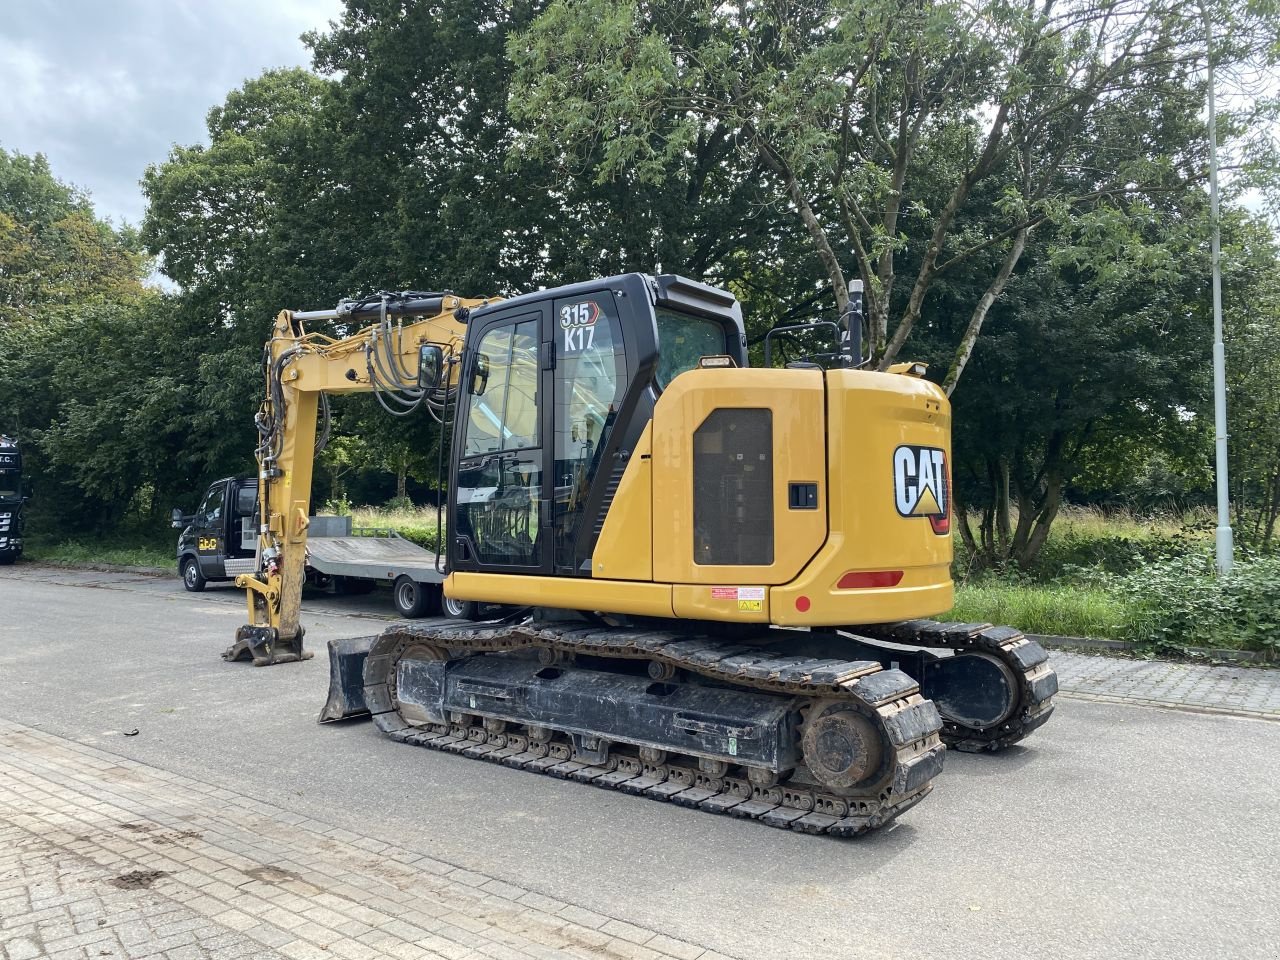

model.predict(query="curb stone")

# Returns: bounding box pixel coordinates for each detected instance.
[1029,633,1273,665]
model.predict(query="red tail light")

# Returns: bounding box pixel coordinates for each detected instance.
[931,457,952,535]
[837,570,904,589]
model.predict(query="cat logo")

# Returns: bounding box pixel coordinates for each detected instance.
[893,445,950,535]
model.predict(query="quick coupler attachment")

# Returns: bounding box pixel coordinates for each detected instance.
[223,624,313,667]
[317,636,376,722]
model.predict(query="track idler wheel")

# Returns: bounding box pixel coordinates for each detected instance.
[800,701,884,791]
[926,652,1018,730]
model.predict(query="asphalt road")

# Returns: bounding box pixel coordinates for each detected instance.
[2,565,1277,960]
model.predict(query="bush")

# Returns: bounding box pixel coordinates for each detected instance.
[1113,552,1280,655]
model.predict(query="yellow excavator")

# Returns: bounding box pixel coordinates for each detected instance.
[227,274,1056,837]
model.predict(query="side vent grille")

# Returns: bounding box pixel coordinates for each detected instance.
[692,408,773,565]
[592,460,628,536]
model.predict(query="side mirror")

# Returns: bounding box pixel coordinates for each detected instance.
[418,344,444,391]
[470,353,490,396]
[171,507,185,529]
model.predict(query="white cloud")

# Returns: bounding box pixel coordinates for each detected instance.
[0,0,344,227]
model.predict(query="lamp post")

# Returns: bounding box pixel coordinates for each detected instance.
[1204,2,1234,574]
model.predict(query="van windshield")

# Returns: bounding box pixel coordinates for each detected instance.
[655,309,728,388]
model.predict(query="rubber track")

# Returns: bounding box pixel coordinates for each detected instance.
[364,621,946,837]
[857,620,1059,752]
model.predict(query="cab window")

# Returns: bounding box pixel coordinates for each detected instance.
[553,295,626,569]
[234,484,257,517]
[197,485,223,525]
[655,309,728,388]
[463,320,540,457]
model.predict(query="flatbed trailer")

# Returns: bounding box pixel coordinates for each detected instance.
[174,477,471,618]
[303,516,447,617]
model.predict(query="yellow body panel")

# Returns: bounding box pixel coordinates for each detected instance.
[591,423,653,581]
[672,583,770,622]
[447,571,674,618]
[568,364,950,628]
[771,369,953,626]
[651,367,826,586]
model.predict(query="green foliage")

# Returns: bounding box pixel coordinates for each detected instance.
[0,147,149,327]
[1111,552,1280,655]
[6,1,1278,592]
[509,0,1279,381]
[0,296,256,533]
[0,148,238,539]
[949,581,1127,641]
[952,510,1280,654]
[1222,218,1280,549]
[141,69,338,337]
[24,539,174,569]
[350,504,445,553]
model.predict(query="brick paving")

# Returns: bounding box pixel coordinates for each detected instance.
[1050,651,1280,718]
[0,719,733,960]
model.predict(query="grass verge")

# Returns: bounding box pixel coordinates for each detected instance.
[24,538,174,569]
[948,581,1128,640]
[349,504,444,551]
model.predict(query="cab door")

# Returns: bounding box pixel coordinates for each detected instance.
[227,480,258,560]
[550,291,628,573]
[450,308,552,575]
[193,481,228,578]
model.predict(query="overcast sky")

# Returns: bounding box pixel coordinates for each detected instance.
[0,0,345,228]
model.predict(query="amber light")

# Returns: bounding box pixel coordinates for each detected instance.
[837,570,904,589]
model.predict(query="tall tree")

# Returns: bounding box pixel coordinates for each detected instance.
[1222,216,1280,549]
[141,68,339,337]
[508,0,1279,391]
[0,148,147,327]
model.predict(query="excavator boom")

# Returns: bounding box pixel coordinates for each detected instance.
[226,291,495,665]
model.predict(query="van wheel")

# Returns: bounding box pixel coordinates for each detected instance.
[393,576,435,618]
[181,557,206,592]
[443,596,479,621]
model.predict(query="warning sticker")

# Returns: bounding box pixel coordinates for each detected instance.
[737,599,763,612]
[737,587,765,601]
[710,587,737,600]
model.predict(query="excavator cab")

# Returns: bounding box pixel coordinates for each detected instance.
[448,274,744,579]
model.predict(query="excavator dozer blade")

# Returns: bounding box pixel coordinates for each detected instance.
[317,635,376,722]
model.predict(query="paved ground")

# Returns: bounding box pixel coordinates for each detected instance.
[0,719,715,960]
[1052,651,1280,717]
[2,564,1279,960]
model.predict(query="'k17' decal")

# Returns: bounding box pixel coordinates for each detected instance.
[893,445,950,535]
[559,300,601,354]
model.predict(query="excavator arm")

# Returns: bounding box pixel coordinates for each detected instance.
[225,291,495,666]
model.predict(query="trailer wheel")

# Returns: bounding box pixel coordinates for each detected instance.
[393,576,433,618]
[181,557,206,592]
[443,595,479,621]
